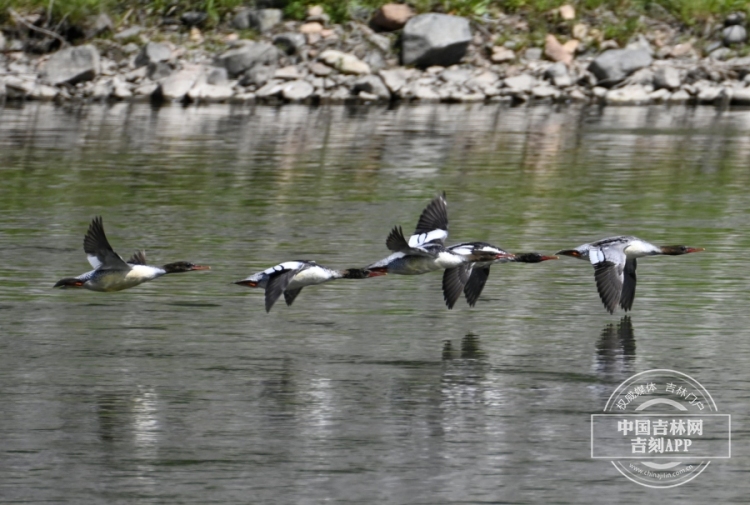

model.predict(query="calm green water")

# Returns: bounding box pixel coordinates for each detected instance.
[0,102,747,503]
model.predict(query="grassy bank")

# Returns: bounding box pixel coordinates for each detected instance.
[1,1,749,39]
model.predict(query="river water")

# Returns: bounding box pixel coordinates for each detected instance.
[0,102,747,503]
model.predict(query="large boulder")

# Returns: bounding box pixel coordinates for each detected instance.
[588,49,652,86]
[402,14,471,68]
[217,42,280,78]
[42,45,100,85]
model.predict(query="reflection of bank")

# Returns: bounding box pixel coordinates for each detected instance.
[591,369,731,488]
[594,316,636,376]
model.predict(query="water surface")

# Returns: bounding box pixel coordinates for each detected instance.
[0,103,748,503]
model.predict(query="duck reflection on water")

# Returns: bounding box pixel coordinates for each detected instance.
[595,316,636,375]
[442,333,486,361]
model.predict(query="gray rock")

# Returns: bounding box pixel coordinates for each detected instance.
[0,31,4,51]
[363,50,387,73]
[188,82,234,102]
[544,62,572,87]
[147,61,172,81]
[705,41,723,54]
[4,75,36,98]
[217,42,280,77]
[248,9,283,33]
[379,68,411,93]
[181,11,208,27]
[588,49,652,86]
[0,80,6,99]
[504,73,536,93]
[273,33,306,55]
[135,42,171,68]
[242,65,275,87]
[592,86,608,99]
[411,83,440,100]
[274,66,302,80]
[654,66,681,90]
[112,79,133,99]
[114,26,142,41]
[465,71,499,94]
[568,88,589,101]
[232,9,252,30]
[731,87,750,105]
[206,67,228,85]
[30,84,59,100]
[124,66,147,82]
[310,62,333,77]
[723,25,747,45]
[605,86,651,104]
[710,47,732,60]
[366,32,391,53]
[158,65,203,101]
[122,43,139,54]
[352,74,390,100]
[86,13,114,39]
[320,50,370,74]
[134,82,159,97]
[667,89,690,103]
[90,80,113,99]
[281,80,314,101]
[725,12,746,26]
[255,80,284,98]
[531,84,560,99]
[697,85,722,103]
[626,68,654,87]
[42,45,100,85]
[524,47,542,61]
[402,14,471,68]
[626,34,653,55]
[440,68,471,85]
[649,88,670,102]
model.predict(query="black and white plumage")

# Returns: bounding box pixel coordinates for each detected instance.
[234,260,385,313]
[367,193,510,276]
[442,242,558,309]
[54,216,210,292]
[557,235,704,314]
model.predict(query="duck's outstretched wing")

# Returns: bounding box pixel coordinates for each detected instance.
[284,288,303,307]
[409,193,448,247]
[83,216,129,271]
[590,245,627,314]
[127,250,148,265]
[264,269,298,313]
[464,265,491,307]
[442,264,471,309]
[619,258,637,312]
[386,226,437,257]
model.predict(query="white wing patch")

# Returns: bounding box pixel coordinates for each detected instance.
[87,254,102,269]
[408,229,447,248]
[449,245,475,257]
[589,248,606,265]
[264,261,306,275]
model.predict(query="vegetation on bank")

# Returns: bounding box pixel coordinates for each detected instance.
[1,0,749,47]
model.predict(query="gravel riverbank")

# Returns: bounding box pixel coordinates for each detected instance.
[2,4,750,106]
